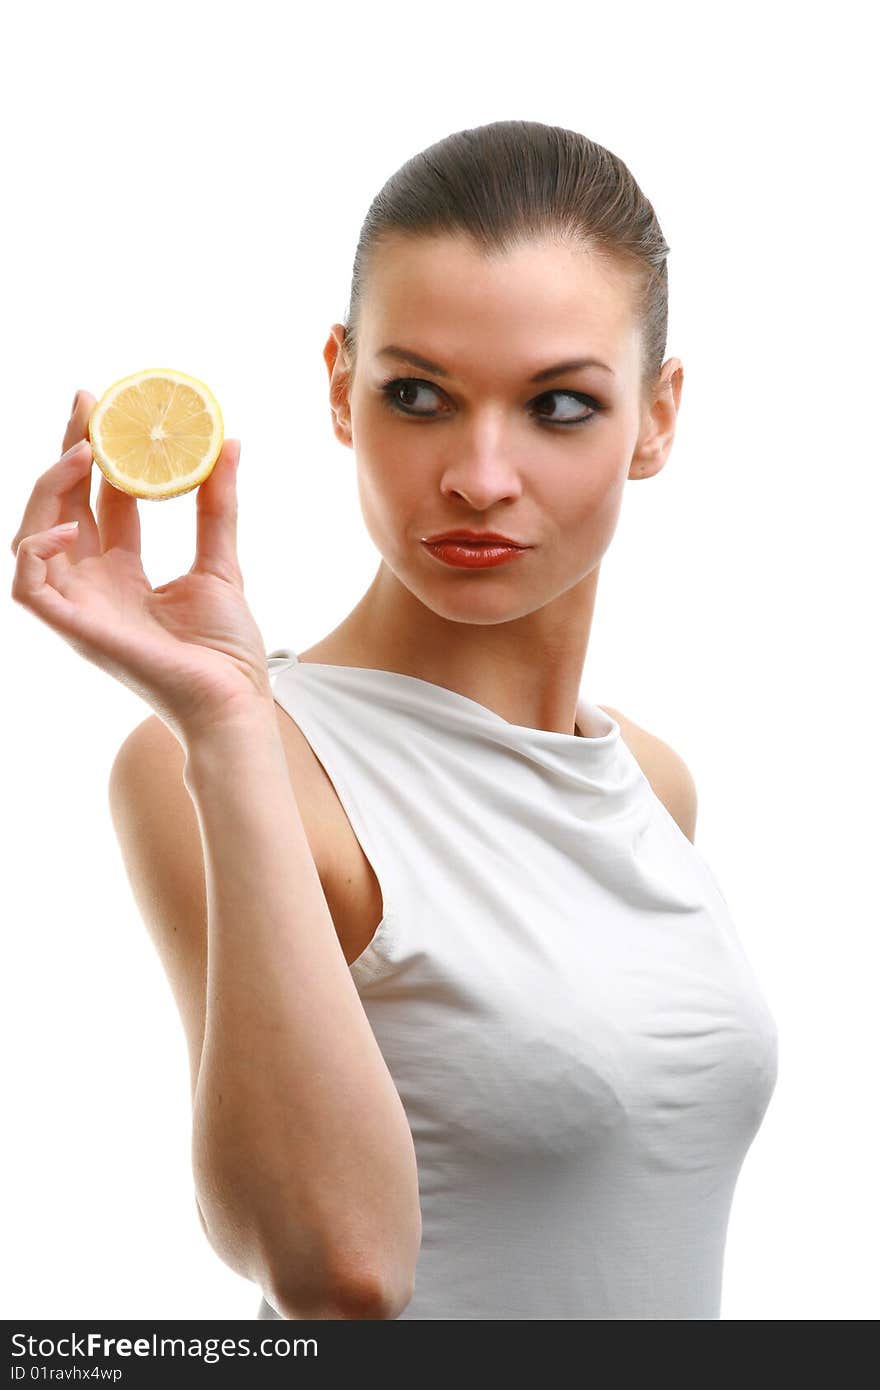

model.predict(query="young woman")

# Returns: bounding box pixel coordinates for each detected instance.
[10,120,778,1320]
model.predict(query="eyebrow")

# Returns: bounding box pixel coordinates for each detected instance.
[376,344,615,383]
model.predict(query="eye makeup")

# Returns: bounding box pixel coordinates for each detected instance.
[376,376,603,428]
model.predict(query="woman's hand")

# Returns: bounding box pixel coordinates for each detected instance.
[10,391,277,747]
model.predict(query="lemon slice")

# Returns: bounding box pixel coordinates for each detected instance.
[88,368,225,500]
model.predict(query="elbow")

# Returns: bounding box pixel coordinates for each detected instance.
[268,1196,422,1321]
[269,1252,416,1322]
[194,1157,419,1320]
[331,1262,416,1321]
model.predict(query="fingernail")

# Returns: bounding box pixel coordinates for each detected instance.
[61,440,86,461]
[71,391,80,414]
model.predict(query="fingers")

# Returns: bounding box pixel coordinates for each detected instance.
[10,393,95,559]
[191,439,242,583]
[96,469,142,557]
[65,389,140,557]
[10,392,141,565]
[10,519,81,634]
[61,389,95,457]
[10,437,93,559]
[58,392,101,555]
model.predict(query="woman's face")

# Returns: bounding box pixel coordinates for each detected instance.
[326,233,680,629]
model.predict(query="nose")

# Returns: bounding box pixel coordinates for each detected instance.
[438,424,524,510]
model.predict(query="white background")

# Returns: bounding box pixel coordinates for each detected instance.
[2,0,877,1322]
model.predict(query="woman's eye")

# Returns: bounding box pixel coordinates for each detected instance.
[378,378,599,426]
[531,391,598,425]
[381,379,444,414]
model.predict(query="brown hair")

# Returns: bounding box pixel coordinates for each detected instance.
[341,119,671,403]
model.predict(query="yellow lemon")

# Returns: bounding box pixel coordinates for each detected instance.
[88,368,224,500]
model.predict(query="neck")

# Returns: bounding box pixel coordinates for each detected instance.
[297,559,601,738]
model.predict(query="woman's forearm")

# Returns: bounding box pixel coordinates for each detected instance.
[182,710,420,1319]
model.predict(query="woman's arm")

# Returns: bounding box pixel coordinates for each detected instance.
[111,709,420,1320]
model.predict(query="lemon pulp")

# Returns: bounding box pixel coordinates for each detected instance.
[88,369,224,500]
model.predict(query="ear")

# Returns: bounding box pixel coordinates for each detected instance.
[629,357,684,481]
[324,323,355,449]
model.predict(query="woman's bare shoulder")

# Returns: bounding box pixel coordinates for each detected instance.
[113,707,381,967]
[111,706,333,883]
[598,705,698,843]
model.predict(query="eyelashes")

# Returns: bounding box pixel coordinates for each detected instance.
[377,377,602,428]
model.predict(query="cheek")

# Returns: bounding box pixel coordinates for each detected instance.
[358,448,420,511]
[354,411,425,515]
[355,449,423,555]
[548,447,626,537]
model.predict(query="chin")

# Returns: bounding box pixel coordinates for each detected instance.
[410,574,552,627]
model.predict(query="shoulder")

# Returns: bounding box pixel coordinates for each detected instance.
[112,707,334,872]
[597,705,698,843]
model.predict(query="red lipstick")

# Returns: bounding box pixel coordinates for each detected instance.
[420,530,532,570]
[423,529,528,546]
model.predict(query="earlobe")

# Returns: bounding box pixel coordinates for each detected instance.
[629,452,665,480]
[329,407,353,448]
[327,363,354,447]
[329,392,354,448]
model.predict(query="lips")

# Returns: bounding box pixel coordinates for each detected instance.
[422,530,528,547]
[420,536,531,569]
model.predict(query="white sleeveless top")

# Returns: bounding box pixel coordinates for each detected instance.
[256,648,778,1320]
